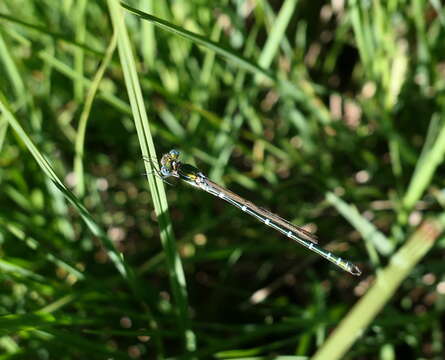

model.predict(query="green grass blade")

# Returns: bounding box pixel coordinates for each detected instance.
[74,31,117,196]
[257,0,298,69]
[120,2,273,81]
[37,50,132,115]
[0,30,26,102]
[0,115,7,151]
[0,220,84,281]
[73,0,87,101]
[0,312,131,358]
[107,0,196,353]
[402,118,445,211]
[0,258,47,282]
[0,12,103,56]
[312,217,443,360]
[37,49,222,139]
[139,0,156,68]
[326,192,394,256]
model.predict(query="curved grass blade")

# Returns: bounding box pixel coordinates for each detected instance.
[120,2,273,81]
[74,30,117,196]
[0,93,143,305]
[120,2,331,124]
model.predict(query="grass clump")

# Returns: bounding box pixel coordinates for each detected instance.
[1,1,445,358]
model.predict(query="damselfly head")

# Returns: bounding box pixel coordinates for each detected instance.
[169,149,180,159]
[161,149,180,165]
[160,149,181,177]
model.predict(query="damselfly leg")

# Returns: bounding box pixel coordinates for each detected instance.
[142,155,175,185]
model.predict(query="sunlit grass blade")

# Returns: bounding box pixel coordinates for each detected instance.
[312,217,443,360]
[0,219,84,281]
[37,50,222,137]
[107,0,196,353]
[326,192,394,259]
[0,313,60,336]
[0,12,103,56]
[0,31,26,102]
[39,330,131,359]
[0,115,7,151]
[120,2,273,81]
[402,119,445,212]
[0,313,130,358]
[257,0,298,69]
[74,31,117,196]
[0,258,47,282]
[139,0,156,68]
[38,50,132,115]
[73,0,87,101]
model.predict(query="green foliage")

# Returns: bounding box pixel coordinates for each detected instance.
[1,0,445,358]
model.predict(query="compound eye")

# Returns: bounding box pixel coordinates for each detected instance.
[160,167,170,177]
[169,149,180,158]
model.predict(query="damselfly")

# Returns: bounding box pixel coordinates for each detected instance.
[155,149,361,276]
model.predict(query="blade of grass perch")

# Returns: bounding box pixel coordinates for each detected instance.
[312,217,443,360]
[326,192,394,263]
[107,0,196,353]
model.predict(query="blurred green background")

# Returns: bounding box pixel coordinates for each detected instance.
[1,0,445,359]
